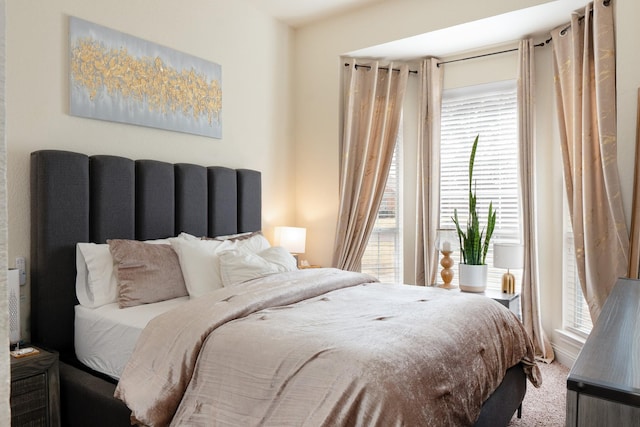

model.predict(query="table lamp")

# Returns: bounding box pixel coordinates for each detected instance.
[274,226,306,266]
[435,229,459,288]
[493,243,524,293]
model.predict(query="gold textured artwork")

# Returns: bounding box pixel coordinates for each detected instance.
[69,17,222,138]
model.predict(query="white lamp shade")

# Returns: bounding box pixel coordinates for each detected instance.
[274,226,306,254]
[493,243,524,269]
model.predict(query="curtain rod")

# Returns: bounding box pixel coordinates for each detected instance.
[343,63,418,74]
[437,40,547,67]
[344,40,547,73]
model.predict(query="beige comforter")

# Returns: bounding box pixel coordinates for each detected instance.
[115,268,540,427]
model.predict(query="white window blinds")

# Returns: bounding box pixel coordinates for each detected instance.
[563,203,593,336]
[361,128,403,283]
[439,81,521,290]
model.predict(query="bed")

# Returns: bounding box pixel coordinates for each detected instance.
[30,149,539,426]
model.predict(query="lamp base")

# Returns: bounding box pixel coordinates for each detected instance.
[440,250,456,289]
[501,271,516,293]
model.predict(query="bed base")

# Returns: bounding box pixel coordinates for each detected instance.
[59,362,130,426]
[58,359,525,426]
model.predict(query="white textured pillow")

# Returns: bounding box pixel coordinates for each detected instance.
[76,243,117,308]
[218,246,298,287]
[75,237,176,308]
[169,238,234,297]
[177,232,200,241]
[259,246,298,271]
[214,231,271,254]
[218,249,280,287]
[213,231,255,240]
[237,233,271,253]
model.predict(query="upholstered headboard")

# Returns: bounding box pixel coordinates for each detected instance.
[30,150,261,363]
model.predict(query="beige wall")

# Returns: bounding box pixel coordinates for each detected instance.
[293,0,640,364]
[7,0,295,339]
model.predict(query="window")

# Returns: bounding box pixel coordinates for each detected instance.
[563,202,593,336]
[439,81,521,291]
[361,126,403,283]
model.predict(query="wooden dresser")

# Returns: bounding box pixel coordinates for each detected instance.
[566,278,640,426]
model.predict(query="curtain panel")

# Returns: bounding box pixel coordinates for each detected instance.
[551,0,629,323]
[415,58,443,286]
[0,0,9,424]
[333,59,409,271]
[628,90,640,278]
[517,39,554,362]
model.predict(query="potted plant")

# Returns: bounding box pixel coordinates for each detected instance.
[452,134,496,292]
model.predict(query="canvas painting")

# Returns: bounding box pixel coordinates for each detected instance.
[69,16,222,139]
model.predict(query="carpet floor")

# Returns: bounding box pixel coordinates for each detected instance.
[508,361,570,426]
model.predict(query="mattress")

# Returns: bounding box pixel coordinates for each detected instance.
[75,296,189,379]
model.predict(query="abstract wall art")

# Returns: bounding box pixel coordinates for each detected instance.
[69,16,222,139]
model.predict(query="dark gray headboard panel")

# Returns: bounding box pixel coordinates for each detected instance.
[31,151,89,360]
[135,160,176,241]
[238,169,262,233]
[30,150,261,361]
[175,163,208,237]
[90,155,135,242]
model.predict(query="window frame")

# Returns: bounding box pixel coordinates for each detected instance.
[438,80,522,291]
[360,124,404,283]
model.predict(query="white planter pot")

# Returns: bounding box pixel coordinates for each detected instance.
[459,263,488,293]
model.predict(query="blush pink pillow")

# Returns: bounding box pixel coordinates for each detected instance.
[108,239,188,308]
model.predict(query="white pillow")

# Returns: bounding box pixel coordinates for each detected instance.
[169,238,234,297]
[218,246,298,287]
[75,237,177,308]
[236,233,271,254]
[214,231,271,254]
[76,243,117,308]
[218,249,280,287]
[213,231,254,240]
[177,232,200,241]
[259,246,298,271]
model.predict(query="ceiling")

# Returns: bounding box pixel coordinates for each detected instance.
[246,0,389,28]
[249,0,589,59]
[348,0,589,59]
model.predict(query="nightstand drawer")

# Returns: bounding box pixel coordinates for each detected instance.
[11,371,50,427]
[12,406,48,427]
[12,372,46,397]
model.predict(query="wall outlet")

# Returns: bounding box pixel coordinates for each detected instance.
[15,257,26,285]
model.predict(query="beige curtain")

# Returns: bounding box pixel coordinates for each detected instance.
[415,58,443,286]
[0,0,9,424]
[551,0,629,323]
[628,89,640,278]
[333,59,409,271]
[517,39,554,362]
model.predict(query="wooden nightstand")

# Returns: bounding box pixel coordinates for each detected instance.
[438,286,521,319]
[10,346,61,427]
[483,288,521,319]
